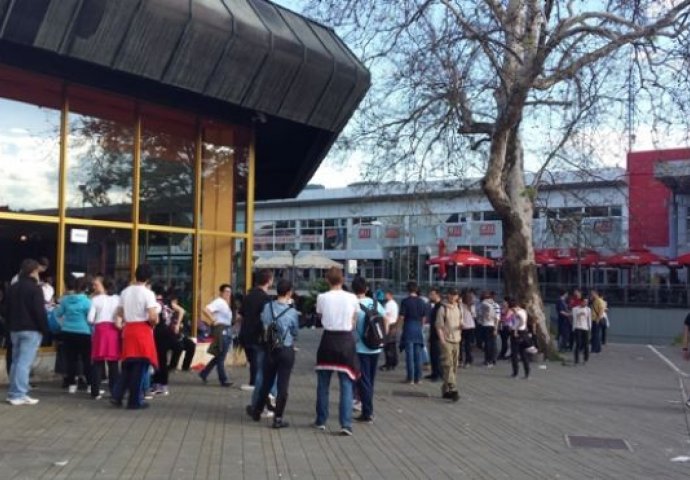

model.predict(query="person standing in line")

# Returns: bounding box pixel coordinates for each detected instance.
[248,279,299,429]
[313,267,360,436]
[590,290,606,352]
[199,284,234,387]
[5,259,49,406]
[399,281,427,385]
[150,291,181,395]
[478,291,499,368]
[352,276,387,424]
[556,290,572,352]
[572,298,592,365]
[424,288,443,381]
[497,298,511,360]
[460,291,476,368]
[507,297,530,379]
[436,288,462,401]
[682,312,690,408]
[380,289,399,371]
[111,264,159,410]
[87,276,121,399]
[239,269,273,391]
[54,276,93,395]
[168,297,195,371]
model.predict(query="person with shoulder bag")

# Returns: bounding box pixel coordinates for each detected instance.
[247,279,299,429]
[199,284,234,387]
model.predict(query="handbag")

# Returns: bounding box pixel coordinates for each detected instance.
[206,324,226,357]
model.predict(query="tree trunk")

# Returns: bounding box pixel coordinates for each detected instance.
[483,128,557,359]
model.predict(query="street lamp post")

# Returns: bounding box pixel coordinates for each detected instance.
[289,248,299,286]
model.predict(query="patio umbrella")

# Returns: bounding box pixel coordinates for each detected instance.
[604,249,667,266]
[668,252,690,267]
[254,253,292,269]
[552,248,602,267]
[534,249,557,266]
[294,253,343,269]
[448,249,494,267]
[427,239,452,279]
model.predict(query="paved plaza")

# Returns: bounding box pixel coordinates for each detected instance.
[1,331,689,479]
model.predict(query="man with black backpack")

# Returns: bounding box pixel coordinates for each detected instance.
[352,276,387,424]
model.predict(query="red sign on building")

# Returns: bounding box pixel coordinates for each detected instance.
[447,225,462,237]
[358,228,371,239]
[479,224,496,236]
[385,227,401,239]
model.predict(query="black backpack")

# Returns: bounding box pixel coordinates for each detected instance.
[265,302,291,352]
[360,300,385,349]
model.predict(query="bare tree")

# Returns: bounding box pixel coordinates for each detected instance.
[295,0,690,353]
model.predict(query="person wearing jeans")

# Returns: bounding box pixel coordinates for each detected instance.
[572,298,592,365]
[352,277,387,423]
[5,259,49,406]
[200,284,234,387]
[399,281,427,384]
[249,280,299,428]
[314,267,359,436]
[239,270,273,390]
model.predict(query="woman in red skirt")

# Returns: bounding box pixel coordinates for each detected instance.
[87,276,122,399]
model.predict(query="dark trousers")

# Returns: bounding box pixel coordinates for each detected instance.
[510,334,530,377]
[498,327,510,358]
[574,329,589,364]
[461,329,475,365]
[245,344,260,386]
[91,360,119,397]
[428,335,442,378]
[169,337,196,370]
[62,332,92,387]
[559,321,573,351]
[481,326,496,365]
[381,324,398,369]
[590,322,602,353]
[601,322,608,345]
[254,347,295,419]
[113,358,149,409]
[153,330,177,386]
[357,353,379,418]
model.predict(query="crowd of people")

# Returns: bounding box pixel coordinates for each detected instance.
[5,257,690,432]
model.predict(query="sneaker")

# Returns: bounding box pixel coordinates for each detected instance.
[339,427,353,436]
[268,394,276,408]
[144,392,154,400]
[246,405,261,422]
[7,396,39,406]
[686,398,690,409]
[93,395,103,400]
[199,374,208,384]
[220,381,233,388]
[272,418,290,429]
[451,391,460,402]
[354,415,374,424]
[110,398,123,408]
[312,422,326,431]
[67,385,77,394]
[261,409,274,419]
[152,386,169,396]
[240,384,255,392]
[352,400,362,412]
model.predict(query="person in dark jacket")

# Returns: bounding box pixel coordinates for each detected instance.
[239,269,272,391]
[5,259,49,406]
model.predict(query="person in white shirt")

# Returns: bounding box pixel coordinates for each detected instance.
[314,267,359,436]
[508,297,530,379]
[572,298,592,365]
[88,276,122,399]
[460,291,476,367]
[111,264,159,410]
[477,291,499,367]
[199,284,234,387]
[381,290,399,371]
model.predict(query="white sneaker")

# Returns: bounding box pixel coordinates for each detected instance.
[67,385,77,394]
[352,400,362,412]
[268,394,276,408]
[240,384,255,392]
[7,396,39,406]
[261,409,274,419]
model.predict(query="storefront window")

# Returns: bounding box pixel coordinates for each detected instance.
[198,234,243,317]
[324,219,346,250]
[66,86,135,221]
[274,220,296,250]
[0,96,61,214]
[139,106,195,228]
[253,221,274,251]
[64,226,131,289]
[300,219,324,250]
[0,218,57,286]
[138,230,193,305]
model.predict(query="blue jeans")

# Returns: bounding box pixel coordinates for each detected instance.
[8,331,42,400]
[201,327,232,384]
[591,322,602,353]
[315,370,353,429]
[251,346,277,407]
[404,342,423,382]
[357,353,379,418]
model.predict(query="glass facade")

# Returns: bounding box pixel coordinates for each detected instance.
[0,65,254,337]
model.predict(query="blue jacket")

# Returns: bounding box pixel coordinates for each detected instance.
[55,293,92,335]
[355,297,386,354]
[260,301,299,348]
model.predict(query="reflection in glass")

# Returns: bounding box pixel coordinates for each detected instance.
[198,234,241,319]
[66,114,133,221]
[64,226,131,289]
[139,111,195,227]
[0,219,57,284]
[138,230,193,305]
[0,98,60,213]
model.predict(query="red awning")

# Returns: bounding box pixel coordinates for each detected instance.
[426,255,455,266]
[604,249,667,266]
[550,248,602,267]
[534,249,557,266]
[668,252,690,267]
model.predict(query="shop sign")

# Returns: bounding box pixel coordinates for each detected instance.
[479,224,496,236]
[70,228,89,244]
[358,228,372,239]
[447,225,462,237]
[385,227,401,238]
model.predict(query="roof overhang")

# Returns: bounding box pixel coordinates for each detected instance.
[0,0,370,200]
[654,159,690,193]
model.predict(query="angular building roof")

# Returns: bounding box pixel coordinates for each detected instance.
[0,0,370,200]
